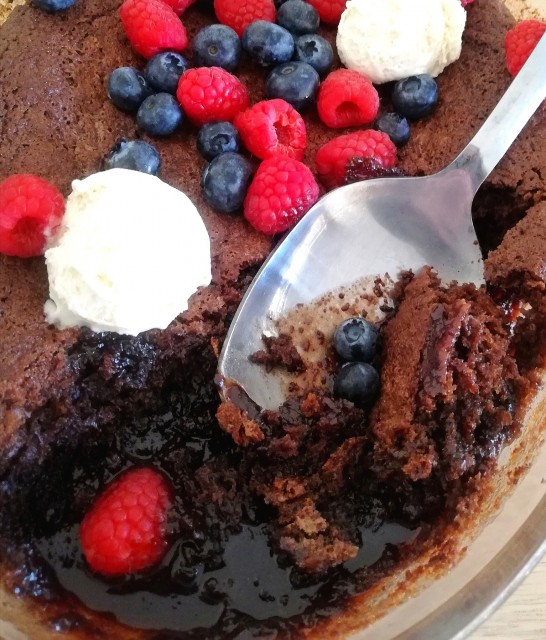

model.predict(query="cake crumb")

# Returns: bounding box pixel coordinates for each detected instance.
[216,401,265,446]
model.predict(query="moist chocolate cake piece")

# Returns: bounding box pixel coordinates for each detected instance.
[485,201,546,374]
[485,200,546,291]
[372,268,525,483]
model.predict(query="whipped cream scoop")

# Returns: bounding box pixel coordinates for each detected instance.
[44,168,211,336]
[337,0,466,84]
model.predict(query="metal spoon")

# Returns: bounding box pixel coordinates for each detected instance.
[218,33,546,411]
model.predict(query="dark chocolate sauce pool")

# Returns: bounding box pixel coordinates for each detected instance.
[4,352,418,638]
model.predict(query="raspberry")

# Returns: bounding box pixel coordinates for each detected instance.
[0,174,65,258]
[214,0,276,37]
[120,0,188,60]
[317,69,379,129]
[315,130,397,190]
[244,156,319,234]
[159,0,195,15]
[80,467,172,577]
[460,0,474,6]
[177,67,250,125]
[505,19,546,76]
[306,0,345,25]
[234,99,306,161]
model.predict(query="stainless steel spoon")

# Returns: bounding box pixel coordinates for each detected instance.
[219,33,546,411]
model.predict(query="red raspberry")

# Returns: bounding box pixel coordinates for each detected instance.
[159,0,195,15]
[234,99,306,161]
[460,0,474,6]
[80,467,172,577]
[306,0,345,25]
[0,174,65,258]
[120,0,188,60]
[214,0,276,37]
[177,66,250,125]
[317,69,379,129]
[505,19,546,76]
[315,130,397,190]
[244,157,320,235]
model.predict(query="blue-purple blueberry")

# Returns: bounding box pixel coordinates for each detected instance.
[108,67,152,112]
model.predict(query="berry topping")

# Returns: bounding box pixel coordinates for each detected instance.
[30,0,76,11]
[504,19,546,77]
[265,61,320,112]
[79,467,173,577]
[201,152,254,213]
[193,24,242,71]
[334,317,379,363]
[159,0,196,15]
[137,92,183,136]
[120,0,188,60]
[306,0,345,25]
[344,157,403,185]
[317,69,379,129]
[234,99,306,161]
[176,66,250,125]
[242,20,294,67]
[144,51,189,93]
[293,33,333,77]
[107,67,153,112]
[376,112,411,147]
[315,130,397,190]
[105,139,162,175]
[197,121,241,160]
[213,0,276,37]
[277,0,319,36]
[392,74,439,120]
[244,156,319,234]
[0,175,65,258]
[334,362,380,408]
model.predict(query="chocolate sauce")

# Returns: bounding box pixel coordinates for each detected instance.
[1,335,418,638]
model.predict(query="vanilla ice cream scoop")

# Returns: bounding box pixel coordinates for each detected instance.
[44,169,212,336]
[337,0,466,84]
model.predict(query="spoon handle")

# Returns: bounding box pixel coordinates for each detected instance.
[444,31,546,193]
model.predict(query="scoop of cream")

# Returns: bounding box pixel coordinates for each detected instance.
[337,0,466,84]
[44,169,212,336]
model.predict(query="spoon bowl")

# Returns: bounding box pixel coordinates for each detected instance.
[219,33,546,410]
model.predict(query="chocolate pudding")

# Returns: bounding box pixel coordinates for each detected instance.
[1,0,546,638]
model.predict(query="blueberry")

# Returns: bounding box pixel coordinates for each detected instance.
[144,52,189,94]
[137,93,183,137]
[376,112,410,147]
[333,317,379,363]
[265,61,319,111]
[201,152,253,213]
[193,24,242,72]
[197,121,240,161]
[107,67,152,112]
[277,0,319,35]
[274,0,289,6]
[242,21,294,67]
[392,74,439,120]
[105,139,161,175]
[31,0,76,11]
[293,34,333,78]
[334,362,380,408]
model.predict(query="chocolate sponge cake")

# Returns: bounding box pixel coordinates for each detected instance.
[1,0,546,638]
